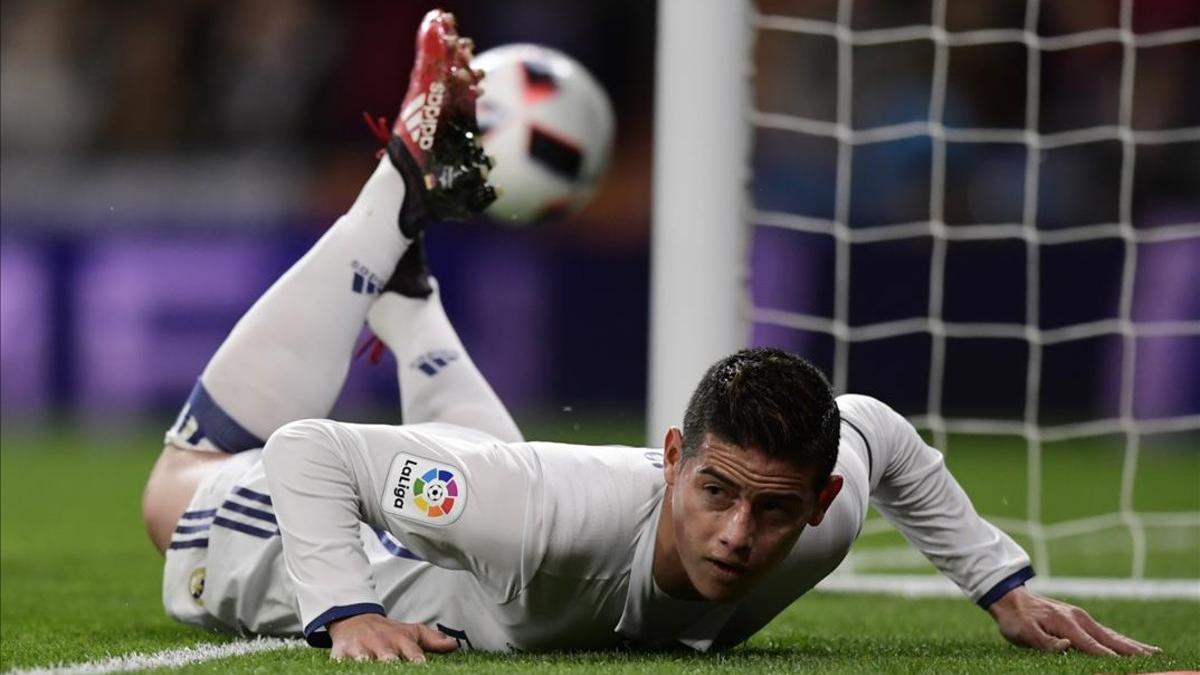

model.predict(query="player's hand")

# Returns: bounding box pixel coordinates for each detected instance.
[986,586,1159,656]
[327,613,458,662]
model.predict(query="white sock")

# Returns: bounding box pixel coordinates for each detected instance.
[367,283,524,443]
[169,157,410,450]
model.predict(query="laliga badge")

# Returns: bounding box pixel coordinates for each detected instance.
[381,453,466,526]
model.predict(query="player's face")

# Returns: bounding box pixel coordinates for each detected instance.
[660,428,843,602]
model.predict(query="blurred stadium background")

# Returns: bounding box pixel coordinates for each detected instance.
[0,0,658,429]
[1,1,1198,664]
[3,0,1196,431]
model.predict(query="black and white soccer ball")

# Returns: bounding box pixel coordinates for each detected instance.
[472,44,615,225]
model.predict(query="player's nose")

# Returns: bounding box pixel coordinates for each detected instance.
[716,501,754,551]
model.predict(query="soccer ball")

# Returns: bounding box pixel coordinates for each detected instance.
[472,44,615,225]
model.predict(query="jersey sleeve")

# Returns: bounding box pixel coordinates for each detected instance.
[837,395,1034,606]
[261,419,544,647]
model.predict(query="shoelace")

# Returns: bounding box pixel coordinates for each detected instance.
[355,335,387,365]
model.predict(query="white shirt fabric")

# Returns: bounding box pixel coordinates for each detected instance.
[166,394,1030,651]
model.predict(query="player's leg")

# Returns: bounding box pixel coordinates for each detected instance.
[144,10,495,552]
[142,151,417,553]
[164,13,492,455]
[142,154,411,551]
[165,161,406,450]
[366,238,524,443]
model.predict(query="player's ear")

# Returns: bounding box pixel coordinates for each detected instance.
[806,474,843,526]
[663,427,684,486]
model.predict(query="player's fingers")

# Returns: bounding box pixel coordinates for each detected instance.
[1075,612,1157,655]
[1093,627,1146,656]
[417,624,460,653]
[331,641,367,661]
[394,636,428,664]
[369,647,399,662]
[1122,634,1160,654]
[1046,615,1117,656]
[368,633,405,662]
[359,634,404,662]
[1019,622,1070,653]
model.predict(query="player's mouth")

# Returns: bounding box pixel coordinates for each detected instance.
[705,557,749,581]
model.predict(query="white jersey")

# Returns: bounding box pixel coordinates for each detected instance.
[163,395,1031,651]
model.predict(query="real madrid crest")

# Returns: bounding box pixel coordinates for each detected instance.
[188,567,206,606]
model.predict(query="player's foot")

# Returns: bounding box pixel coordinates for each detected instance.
[382,233,433,299]
[389,10,495,238]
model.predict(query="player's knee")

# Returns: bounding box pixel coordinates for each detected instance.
[142,444,228,554]
[141,450,172,551]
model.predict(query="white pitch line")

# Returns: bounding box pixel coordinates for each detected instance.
[5,637,305,675]
[817,574,1200,600]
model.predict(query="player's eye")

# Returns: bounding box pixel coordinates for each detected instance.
[759,500,800,521]
[703,484,724,497]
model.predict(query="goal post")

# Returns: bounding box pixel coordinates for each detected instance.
[649,0,1200,599]
[647,0,753,441]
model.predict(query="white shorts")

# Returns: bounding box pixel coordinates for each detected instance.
[162,449,300,636]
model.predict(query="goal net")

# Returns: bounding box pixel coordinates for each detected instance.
[650,0,1199,599]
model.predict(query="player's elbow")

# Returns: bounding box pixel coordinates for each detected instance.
[261,418,347,480]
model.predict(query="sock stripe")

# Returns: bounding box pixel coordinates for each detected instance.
[181,381,265,453]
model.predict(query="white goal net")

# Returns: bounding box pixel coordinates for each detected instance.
[650,0,1199,599]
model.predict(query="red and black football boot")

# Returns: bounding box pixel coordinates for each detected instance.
[388,10,495,238]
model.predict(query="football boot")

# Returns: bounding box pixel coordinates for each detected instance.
[388,9,495,238]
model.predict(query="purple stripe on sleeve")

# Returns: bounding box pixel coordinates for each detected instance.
[372,528,424,561]
[212,515,278,539]
[221,500,277,524]
[168,539,210,550]
[232,486,273,506]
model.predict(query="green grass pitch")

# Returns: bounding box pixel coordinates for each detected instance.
[2,421,1197,673]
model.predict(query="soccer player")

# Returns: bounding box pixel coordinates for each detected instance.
[141,9,1157,663]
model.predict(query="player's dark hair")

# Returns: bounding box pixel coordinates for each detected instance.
[681,348,840,485]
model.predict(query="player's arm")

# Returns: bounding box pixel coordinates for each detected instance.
[261,418,537,661]
[841,395,1157,656]
[260,420,451,661]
